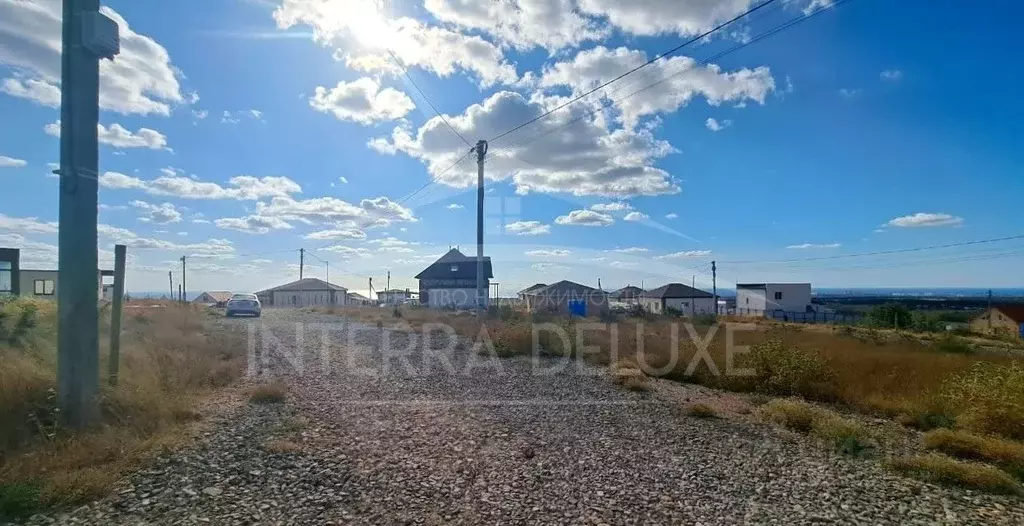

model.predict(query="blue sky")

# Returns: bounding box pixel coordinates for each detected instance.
[1,0,1022,296]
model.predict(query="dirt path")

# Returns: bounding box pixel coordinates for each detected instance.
[24,309,1023,525]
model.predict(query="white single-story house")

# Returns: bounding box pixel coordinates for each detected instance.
[377,289,413,305]
[193,291,233,307]
[256,278,347,307]
[639,283,715,316]
[347,292,375,306]
[2,246,113,300]
[735,283,813,316]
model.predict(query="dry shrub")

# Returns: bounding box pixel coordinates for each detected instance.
[923,429,1024,479]
[611,366,650,392]
[262,439,300,454]
[491,322,533,357]
[746,339,836,401]
[249,382,287,405]
[685,403,718,418]
[888,454,1023,495]
[761,399,874,456]
[941,362,1024,440]
[0,300,246,518]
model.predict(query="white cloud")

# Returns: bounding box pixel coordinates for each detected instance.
[786,242,841,249]
[608,261,635,268]
[590,202,632,212]
[577,0,755,39]
[249,109,263,119]
[610,247,649,253]
[880,69,903,82]
[423,0,605,50]
[446,203,464,210]
[885,213,964,228]
[97,224,234,257]
[273,2,519,87]
[623,211,648,221]
[367,236,418,248]
[532,262,569,272]
[338,176,348,184]
[505,220,550,236]
[536,46,774,127]
[839,88,862,99]
[257,195,415,227]
[665,213,678,219]
[654,250,712,260]
[555,209,614,226]
[0,214,58,234]
[131,200,182,224]
[525,249,571,257]
[705,117,732,131]
[214,215,293,234]
[99,171,302,201]
[44,121,170,150]
[0,1,184,115]
[221,111,241,124]
[321,245,372,259]
[192,109,209,120]
[310,78,414,124]
[372,91,679,197]
[304,228,368,241]
[0,155,27,168]
[1,77,60,106]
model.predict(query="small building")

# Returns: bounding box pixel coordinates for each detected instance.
[347,292,374,306]
[377,289,412,305]
[970,304,1024,339]
[193,291,233,307]
[415,248,493,309]
[2,247,112,300]
[517,283,547,302]
[609,285,644,305]
[256,278,347,307]
[736,283,813,316]
[521,280,609,316]
[639,283,715,316]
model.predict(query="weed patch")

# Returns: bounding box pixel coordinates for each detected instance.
[888,454,1022,495]
[685,403,718,418]
[761,399,874,456]
[249,383,287,405]
[923,429,1024,479]
[941,362,1024,440]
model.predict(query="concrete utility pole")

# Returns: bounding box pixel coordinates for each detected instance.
[298,248,304,306]
[168,271,173,299]
[57,0,119,428]
[474,139,488,315]
[711,261,718,317]
[386,270,390,303]
[108,244,126,386]
[180,256,186,302]
[325,260,330,304]
[691,275,696,318]
[988,289,993,330]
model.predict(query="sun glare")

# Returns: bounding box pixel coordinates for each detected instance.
[345,1,394,50]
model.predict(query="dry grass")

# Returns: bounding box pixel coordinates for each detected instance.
[684,403,719,418]
[249,382,287,405]
[888,454,1023,495]
[760,399,875,456]
[0,298,246,519]
[610,363,651,392]
[262,439,301,454]
[923,429,1024,479]
[940,362,1024,440]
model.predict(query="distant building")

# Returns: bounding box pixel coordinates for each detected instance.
[256,278,347,307]
[517,283,547,302]
[520,280,609,316]
[347,292,374,306]
[609,285,644,304]
[377,289,412,305]
[1,248,112,300]
[193,291,233,307]
[639,283,715,316]
[415,248,493,309]
[971,304,1024,339]
[736,283,813,316]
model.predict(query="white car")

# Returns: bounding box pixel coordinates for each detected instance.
[225,293,261,317]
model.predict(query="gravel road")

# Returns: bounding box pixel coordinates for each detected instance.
[24,309,1023,525]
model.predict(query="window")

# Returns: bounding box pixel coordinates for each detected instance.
[450,264,458,272]
[774,291,783,300]
[34,279,55,296]
[0,261,11,293]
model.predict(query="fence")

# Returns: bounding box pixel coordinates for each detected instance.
[723,308,864,325]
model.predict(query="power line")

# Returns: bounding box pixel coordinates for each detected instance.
[720,234,1024,265]
[386,49,473,148]
[484,0,851,163]
[486,0,780,144]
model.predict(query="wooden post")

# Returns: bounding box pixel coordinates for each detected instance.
[108,244,126,386]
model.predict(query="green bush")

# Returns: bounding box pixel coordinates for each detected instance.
[942,362,1024,440]
[933,335,972,354]
[0,481,42,520]
[0,299,42,347]
[747,339,837,400]
[866,303,912,330]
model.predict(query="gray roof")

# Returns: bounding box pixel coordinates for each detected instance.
[530,280,606,296]
[257,278,347,294]
[641,283,713,299]
[518,283,547,295]
[195,291,233,302]
[415,249,493,280]
[610,285,644,299]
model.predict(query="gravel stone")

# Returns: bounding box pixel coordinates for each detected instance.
[22,309,1024,525]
